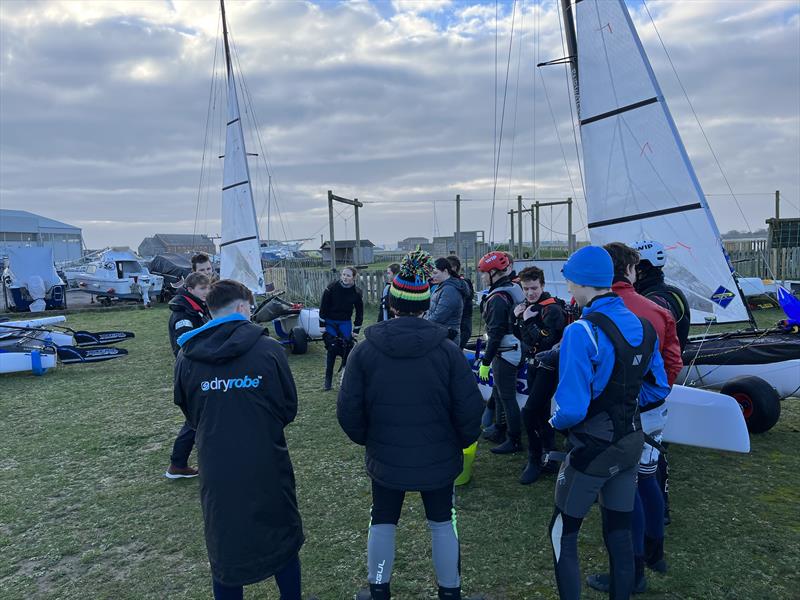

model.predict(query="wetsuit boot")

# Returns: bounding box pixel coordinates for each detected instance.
[354,582,390,600]
[491,433,522,454]
[437,586,486,600]
[644,536,667,573]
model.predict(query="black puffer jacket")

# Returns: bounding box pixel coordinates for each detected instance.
[337,317,484,491]
[167,289,210,356]
[174,316,303,586]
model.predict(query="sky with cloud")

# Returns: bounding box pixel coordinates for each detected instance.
[1,0,798,251]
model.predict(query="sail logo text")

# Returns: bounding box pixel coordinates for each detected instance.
[201,375,263,392]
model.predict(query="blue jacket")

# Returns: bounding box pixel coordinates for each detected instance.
[550,295,670,431]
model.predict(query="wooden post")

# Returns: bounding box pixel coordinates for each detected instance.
[517,195,523,258]
[509,210,515,252]
[455,194,461,258]
[567,197,574,254]
[530,206,536,259]
[354,200,361,266]
[775,190,781,220]
[327,190,336,271]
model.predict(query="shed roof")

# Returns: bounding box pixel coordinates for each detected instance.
[0,209,81,234]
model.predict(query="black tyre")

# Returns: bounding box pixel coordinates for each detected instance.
[289,326,308,355]
[720,375,781,434]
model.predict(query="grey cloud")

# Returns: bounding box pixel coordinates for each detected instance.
[0,1,797,250]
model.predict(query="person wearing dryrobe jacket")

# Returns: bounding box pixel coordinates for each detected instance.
[174,279,305,600]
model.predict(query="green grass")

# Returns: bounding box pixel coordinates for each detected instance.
[1,306,798,599]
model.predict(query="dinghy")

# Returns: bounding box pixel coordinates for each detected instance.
[558,0,799,431]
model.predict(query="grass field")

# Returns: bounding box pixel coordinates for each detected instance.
[1,306,798,599]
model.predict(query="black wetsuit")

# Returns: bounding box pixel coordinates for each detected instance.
[514,293,566,463]
[635,267,691,351]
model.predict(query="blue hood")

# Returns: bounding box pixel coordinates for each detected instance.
[177,312,248,348]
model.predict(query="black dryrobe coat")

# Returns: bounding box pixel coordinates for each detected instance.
[174,315,304,586]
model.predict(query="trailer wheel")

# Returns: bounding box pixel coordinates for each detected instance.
[289,327,308,355]
[720,376,781,434]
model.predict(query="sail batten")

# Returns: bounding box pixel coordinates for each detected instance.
[574,0,749,324]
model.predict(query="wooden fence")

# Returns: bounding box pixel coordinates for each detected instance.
[264,266,478,305]
[724,240,800,280]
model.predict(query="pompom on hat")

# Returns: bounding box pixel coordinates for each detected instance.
[562,245,614,288]
[389,248,435,314]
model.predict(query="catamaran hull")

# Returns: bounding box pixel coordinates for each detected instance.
[464,350,750,452]
[682,331,800,399]
[681,361,800,400]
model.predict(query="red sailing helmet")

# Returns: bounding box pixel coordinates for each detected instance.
[478,251,511,273]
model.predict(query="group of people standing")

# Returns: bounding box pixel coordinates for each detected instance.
[166,239,692,600]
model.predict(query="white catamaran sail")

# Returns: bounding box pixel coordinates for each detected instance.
[219,0,266,295]
[573,0,749,324]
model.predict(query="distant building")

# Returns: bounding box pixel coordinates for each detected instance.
[320,239,375,264]
[138,233,216,257]
[0,209,83,262]
[398,237,431,252]
[430,231,484,260]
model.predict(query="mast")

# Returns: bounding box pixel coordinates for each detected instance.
[560,0,580,116]
[221,0,234,79]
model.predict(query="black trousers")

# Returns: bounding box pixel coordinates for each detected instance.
[370,480,454,525]
[170,421,195,468]
[522,366,557,460]
[324,350,338,384]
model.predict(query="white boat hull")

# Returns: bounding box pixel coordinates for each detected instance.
[68,275,163,299]
[467,356,750,452]
[680,361,800,400]
[0,350,57,374]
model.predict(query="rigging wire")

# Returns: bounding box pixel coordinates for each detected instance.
[489,0,518,246]
[640,0,752,232]
[640,0,783,283]
[193,12,222,248]
[504,0,525,246]
[228,26,293,242]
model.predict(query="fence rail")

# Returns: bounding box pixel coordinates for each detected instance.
[724,240,800,280]
[264,266,478,305]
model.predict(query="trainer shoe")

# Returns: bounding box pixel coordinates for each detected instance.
[586,573,647,594]
[165,465,199,479]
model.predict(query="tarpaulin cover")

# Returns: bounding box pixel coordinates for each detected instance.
[5,247,63,290]
[148,254,192,280]
[683,331,800,366]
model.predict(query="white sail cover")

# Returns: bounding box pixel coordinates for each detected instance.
[220,69,265,294]
[574,0,749,323]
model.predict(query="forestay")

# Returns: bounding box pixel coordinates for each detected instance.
[574,0,749,324]
[219,6,266,295]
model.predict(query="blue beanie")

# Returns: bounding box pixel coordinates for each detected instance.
[562,245,613,288]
